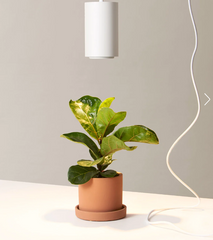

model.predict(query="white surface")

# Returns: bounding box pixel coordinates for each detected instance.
[85,2,118,58]
[1,180,213,240]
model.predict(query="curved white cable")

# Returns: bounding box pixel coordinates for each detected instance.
[147,0,213,237]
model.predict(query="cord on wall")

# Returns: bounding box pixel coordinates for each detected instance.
[147,0,213,237]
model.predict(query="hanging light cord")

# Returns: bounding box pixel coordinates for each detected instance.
[147,0,213,237]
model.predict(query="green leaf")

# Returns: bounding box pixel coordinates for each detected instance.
[97,155,115,171]
[100,170,118,178]
[61,132,101,159]
[98,97,115,112]
[69,96,101,139]
[89,149,99,160]
[100,135,137,156]
[96,108,126,138]
[99,164,110,171]
[113,125,159,144]
[77,157,104,167]
[68,165,99,185]
[101,154,114,165]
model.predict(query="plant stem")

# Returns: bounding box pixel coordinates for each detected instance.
[97,138,102,145]
[97,164,102,172]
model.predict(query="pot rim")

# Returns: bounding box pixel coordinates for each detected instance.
[91,172,122,181]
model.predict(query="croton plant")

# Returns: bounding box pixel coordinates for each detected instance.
[61,95,159,185]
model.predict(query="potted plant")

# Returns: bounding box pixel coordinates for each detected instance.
[61,95,159,221]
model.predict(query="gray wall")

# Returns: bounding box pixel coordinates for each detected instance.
[1,0,213,198]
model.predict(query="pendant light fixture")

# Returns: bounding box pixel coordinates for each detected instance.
[85,0,118,59]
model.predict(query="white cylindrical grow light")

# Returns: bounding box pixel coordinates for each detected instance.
[85,1,118,59]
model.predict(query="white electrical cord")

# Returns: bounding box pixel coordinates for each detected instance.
[147,0,213,237]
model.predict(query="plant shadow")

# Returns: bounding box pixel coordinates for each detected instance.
[43,209,180,231]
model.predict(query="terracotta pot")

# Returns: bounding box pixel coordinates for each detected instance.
[75,173,126,221]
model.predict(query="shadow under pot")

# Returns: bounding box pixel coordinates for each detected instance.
[75,173,126,221]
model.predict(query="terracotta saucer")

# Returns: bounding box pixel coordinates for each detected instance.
[75,204,127,221]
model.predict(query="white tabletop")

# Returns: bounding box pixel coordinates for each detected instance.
[0,180,213,240]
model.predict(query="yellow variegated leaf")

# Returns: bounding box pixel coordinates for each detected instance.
[69,96,101,139]
[98,97,115,112]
